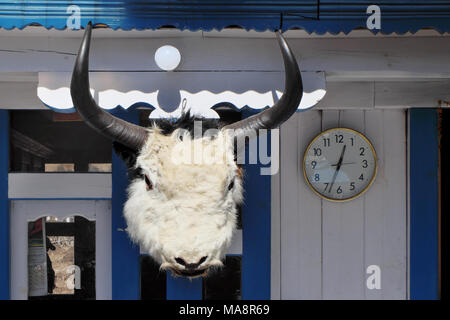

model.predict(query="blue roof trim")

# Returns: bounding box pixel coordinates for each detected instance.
[1,1,450,34]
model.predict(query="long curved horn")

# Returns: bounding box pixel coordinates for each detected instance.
[71,22,148,151]
[222,31,303,139]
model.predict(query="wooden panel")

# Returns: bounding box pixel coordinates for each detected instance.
[363,110,385,300]
[0,82,46,110]
[315,82,374,110]
[226,230,242,255]
[2,36,450,74]
[279,113,299,299]
[278,109,407,299]
[9,201,28,300]
[322,110,365,299]
[280,111,323,299]
[95,200,112,300]
[271,150,281,299]
[364,110,407,299]
[375,81,450,109]
[296,111,323,299]
[321,110,340,131]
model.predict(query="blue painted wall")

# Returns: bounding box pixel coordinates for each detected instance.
[241,109,271,300]
[166,275,202,300]
[0,110,9,300]
[111,108,141,300]
[410,108,439,300]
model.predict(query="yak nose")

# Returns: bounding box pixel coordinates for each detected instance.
[175,256,208,270]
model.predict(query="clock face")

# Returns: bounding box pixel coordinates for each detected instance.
[303,128,377,202]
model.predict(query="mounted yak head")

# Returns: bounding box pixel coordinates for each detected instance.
[71,22,303,278]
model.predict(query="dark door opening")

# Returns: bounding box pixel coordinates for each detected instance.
[28,216,96,300]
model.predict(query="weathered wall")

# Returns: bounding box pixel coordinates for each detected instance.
[274,109,407,299]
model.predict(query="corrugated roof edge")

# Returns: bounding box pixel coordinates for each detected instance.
[1,20,450,35]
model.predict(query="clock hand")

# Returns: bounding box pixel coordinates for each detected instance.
[328,144,346,193]
[331,162,355,166]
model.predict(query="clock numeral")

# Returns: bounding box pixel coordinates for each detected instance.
[335,134,344,144]
[359,173,364,181]
[362,159,368,168]
[324,183,329,192]
[350,137,354,146]
[314,174,320,182]
[337,186,343,194]
[313,148,322,156]
[323,138,330,147]
[311,161,317,169]
[360,147,365,156]
[350,182,355,190]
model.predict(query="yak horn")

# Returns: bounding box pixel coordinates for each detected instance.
[71,22,148,151]
[222,31,303,140]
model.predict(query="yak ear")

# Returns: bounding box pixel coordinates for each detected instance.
[211,104,242,128]
[113,141,138,168]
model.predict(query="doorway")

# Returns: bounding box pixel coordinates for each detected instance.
[10,200,111,300]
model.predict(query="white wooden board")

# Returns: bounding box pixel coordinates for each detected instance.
[1,34,450,74]
[8,173,112,199]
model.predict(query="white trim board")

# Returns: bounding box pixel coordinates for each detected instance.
[0,81,46,110]
[8,173,112,199]
[37,71,326,115]
[315,80,450,110]
[3,78,450,111]
[1,36,450,74]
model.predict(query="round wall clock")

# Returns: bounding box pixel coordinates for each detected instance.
[303,128,377,202]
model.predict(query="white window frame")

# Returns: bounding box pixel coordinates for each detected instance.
[10,200,111,300]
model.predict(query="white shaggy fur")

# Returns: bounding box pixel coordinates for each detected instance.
[124,128,243,277]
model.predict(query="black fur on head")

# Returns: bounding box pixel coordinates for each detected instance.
[155,110,220,137]
[113,141,142,181]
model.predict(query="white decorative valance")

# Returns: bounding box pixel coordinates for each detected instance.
[38,71,326,118]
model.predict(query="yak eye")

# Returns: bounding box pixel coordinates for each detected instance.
[144,175,153,191]
[228,179,235,191]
